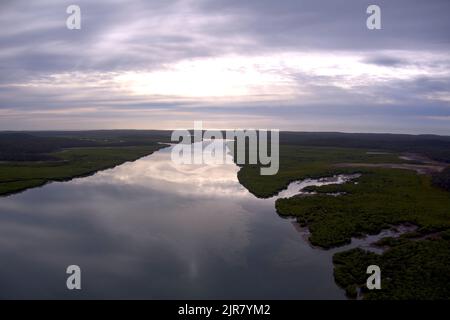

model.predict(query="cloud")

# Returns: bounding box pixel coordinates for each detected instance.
[364,55,407,67]
[0,0,449,133]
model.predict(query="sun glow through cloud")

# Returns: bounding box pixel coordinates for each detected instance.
[111,51,448,100]
[1,0,450,133]
[114,57,297,100]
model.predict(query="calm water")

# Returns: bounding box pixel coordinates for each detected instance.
[0,143,348,299]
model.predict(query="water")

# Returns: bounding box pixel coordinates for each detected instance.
[274,174,360,199]
[0,142,352,299]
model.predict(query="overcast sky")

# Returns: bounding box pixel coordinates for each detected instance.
[1,0,449,133]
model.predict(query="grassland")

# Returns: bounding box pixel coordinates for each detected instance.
[0,145,165,196]
[0,131,172,196]
[237,145,405,198]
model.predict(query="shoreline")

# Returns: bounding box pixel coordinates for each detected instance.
[0,144,167,197]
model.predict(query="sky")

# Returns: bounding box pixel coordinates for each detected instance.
[0,0,449,134]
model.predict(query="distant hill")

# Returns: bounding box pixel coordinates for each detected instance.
[0,133,97,161]
[279,132,450,163]
[0,131,172,161]
[1,130,449,163]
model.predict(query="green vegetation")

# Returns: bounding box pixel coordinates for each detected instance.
[432,167,450,191]
[0,131,171,196]
[0,130,171,161]
[333,238,450,299]
[236,141,450,300]
[0,145,165,196]
[237,144,450,248]
[237,145,405,198]
[276,168,450,248]
[279,132,450,163]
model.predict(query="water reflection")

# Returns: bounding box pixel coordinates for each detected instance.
[273,174,360,199]
[0,143,346,299]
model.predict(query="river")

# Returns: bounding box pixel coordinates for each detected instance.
[0,142,353,299]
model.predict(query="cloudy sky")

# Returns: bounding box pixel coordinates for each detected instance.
[1,0,449,133]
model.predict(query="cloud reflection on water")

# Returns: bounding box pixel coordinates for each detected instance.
[0,145,345,299]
